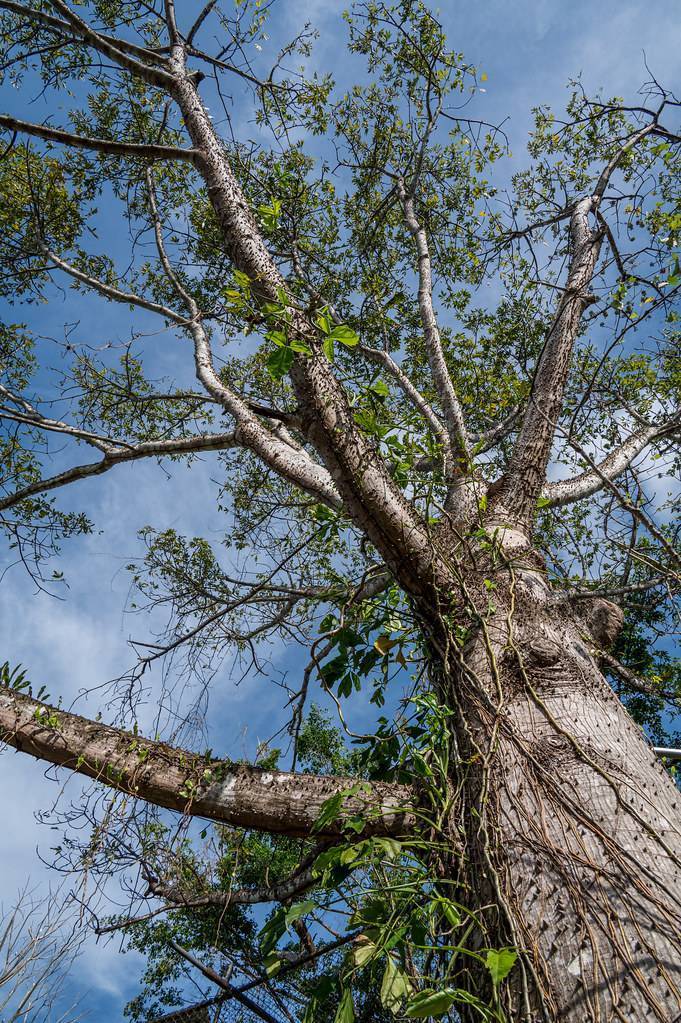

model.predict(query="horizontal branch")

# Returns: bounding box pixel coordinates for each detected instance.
[146,862,317,911]
[0,686,414,838]
[0,431,240,512]
[0,114,199,163]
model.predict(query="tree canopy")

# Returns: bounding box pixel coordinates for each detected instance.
[0,1,679,1021]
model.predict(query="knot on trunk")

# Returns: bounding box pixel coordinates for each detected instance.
[525,636,563,666]
[582,598,624,650]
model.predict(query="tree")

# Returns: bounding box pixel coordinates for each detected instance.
[0,1,679,1020]
[0,885,83,1023]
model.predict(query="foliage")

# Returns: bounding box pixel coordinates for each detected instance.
[0,0,679,1020]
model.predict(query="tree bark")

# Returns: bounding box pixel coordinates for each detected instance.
[425,561,681,1022]
[0,687,413,840]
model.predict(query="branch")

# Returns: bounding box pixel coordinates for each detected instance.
[45,0,174,87]
[145,861,318,911]
[560,575,670,601]
[396,180,469,473]
[41,246,187,323]
[0,685,415,838]
[166,67,451,600]
[0,114,199,164]
[0,390,115,452]
[144,170,342,511]
[592,124,655,199]
[493,196,602,527]
[470,407,521,453]
[0,0,168,67]
[359,344,449,451]
[0,431,240,513]
[169,942,281,1023]
[186,1,218,47]
[599,650,679,705]
[542,418,680,507]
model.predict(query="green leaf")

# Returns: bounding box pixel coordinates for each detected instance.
[311,790,345,834]
[289,337,312,355]
[328,324,359,347]
[315,311,332,334]
[373,837,402,860]
[404,988,457,1018]
[258,198,282,232]
[264,952,282,978]
[380,957,411,1013]
[322,334,335,361]
[266,329,288,347]
[430,897,461,928]
[311,845,343,876]
[369,378,390,398]
[485,948,517,985]
[266,346,294,380]
[285,900,316,927]
[353,936,377,967]
[258,906,286,956]
[233,269,251,291]
[334,987,355,1023]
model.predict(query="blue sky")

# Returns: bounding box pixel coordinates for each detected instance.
[0,0,679,1018]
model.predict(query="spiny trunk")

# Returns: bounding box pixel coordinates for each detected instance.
[428,568,681,1022]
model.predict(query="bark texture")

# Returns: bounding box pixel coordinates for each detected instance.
[0,687,413,839]
[422,558,681,1022]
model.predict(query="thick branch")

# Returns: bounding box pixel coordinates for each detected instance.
[0,686,414,839]
[0,114,198,164]
[169,60,451,599]
[0,0,168,66]
[493,197,601,527]
[46,0,174,87]
[143,169,342,510]
[147,862,317,910]
[542,419,680,507]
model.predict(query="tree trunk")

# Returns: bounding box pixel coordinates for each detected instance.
[429,559,681,1022]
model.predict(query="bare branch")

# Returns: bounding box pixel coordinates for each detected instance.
[542,417,680,507]
[0,431,240,513]
[0,685,414,838]
[397,180,469,473]
[186,1,218,47]
[169,941,281,1023]
[41,245,187,323]
[599,650,679,705]
[0,114,199,164]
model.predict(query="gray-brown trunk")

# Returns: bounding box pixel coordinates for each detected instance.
[430,570,681,1022]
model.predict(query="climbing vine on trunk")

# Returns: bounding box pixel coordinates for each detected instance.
[0,1,679,1020]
